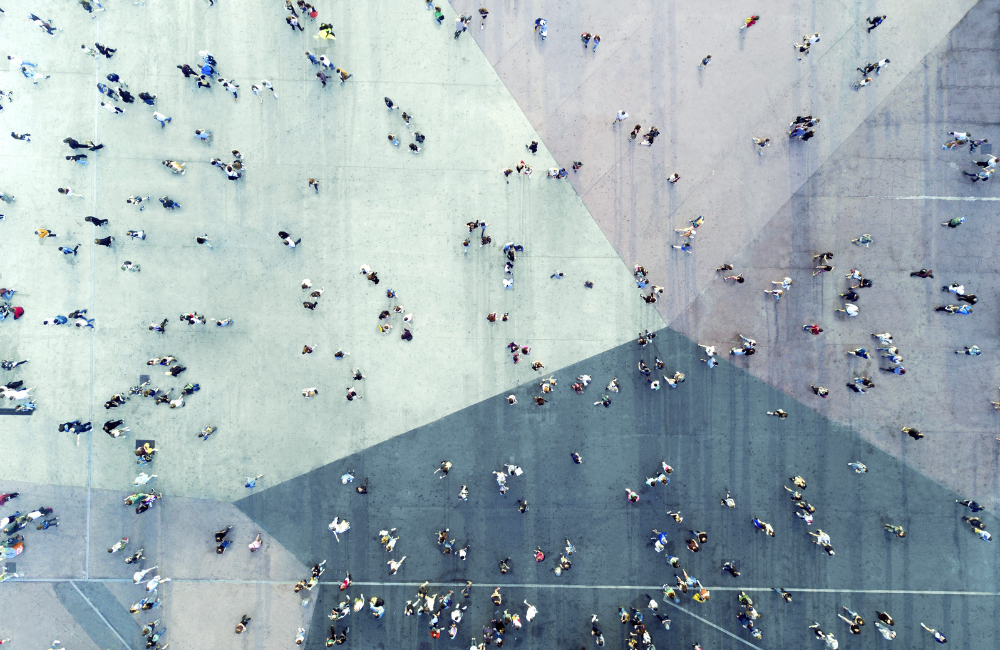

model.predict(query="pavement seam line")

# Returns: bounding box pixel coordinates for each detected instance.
[84,16,102,582]
[14,578,1000,596]
[69,581,132,650]
[864,195,1000,200]
[662,598,762,650]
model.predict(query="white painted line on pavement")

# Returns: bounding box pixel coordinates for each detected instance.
[662,598,762,650]
[11,578,1000,597]
[868,195,1000,201]
[70,581,131,650]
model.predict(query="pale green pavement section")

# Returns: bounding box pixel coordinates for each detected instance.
[0,0,664,501]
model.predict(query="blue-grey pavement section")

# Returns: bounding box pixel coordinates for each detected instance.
[237,326,1000,649]
[53,581,137,650]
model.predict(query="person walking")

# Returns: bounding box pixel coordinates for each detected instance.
[920,623,947,643]
[152,112,171,128]
[867,15,886,32]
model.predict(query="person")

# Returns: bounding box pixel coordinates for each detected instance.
[867,15,885,32]
[935,304,971,314]
[101,102,125,115]
[279,231,301,247]
[836,304,859,317]
[956,499,985,512]
[870,620,895,640]
[920,623,947,643]
[434,460,452,478]
[884,523,906,537]
[533,17,547,39]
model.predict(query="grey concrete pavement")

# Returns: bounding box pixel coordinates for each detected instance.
[0,0,661,503]
[2,582,105,650]
[2,0,660,645]
[2,0,999,648]
[241,328,1000,649]
[670,0,1000,510]
[0,478,311,649]
[451,0,999,506]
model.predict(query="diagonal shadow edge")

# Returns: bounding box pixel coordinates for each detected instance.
[234,324,1000,649]
[658,0,982,331]
[235,324,997,582]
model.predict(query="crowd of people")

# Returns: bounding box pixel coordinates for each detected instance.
[0,2,985,648]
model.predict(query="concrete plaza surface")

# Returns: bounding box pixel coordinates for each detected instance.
[0,0,998,648]
[0,0,659,503]
[241,329,1000,649]
[450,0,1000,508]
